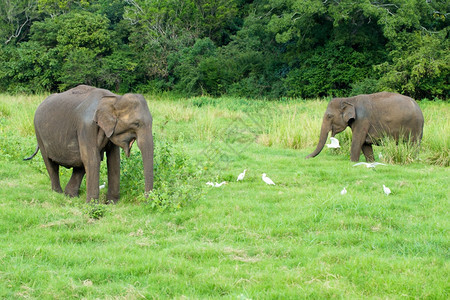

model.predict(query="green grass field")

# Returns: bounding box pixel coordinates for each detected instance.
[0,94,448,298]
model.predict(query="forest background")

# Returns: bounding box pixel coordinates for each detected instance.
[0,0,448,99]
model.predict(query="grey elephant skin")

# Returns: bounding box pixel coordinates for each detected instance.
[25,85,154,202]
[306,92,424,162]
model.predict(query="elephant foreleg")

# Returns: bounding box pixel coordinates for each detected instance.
[350,121,370,162]
[106,145,120,203]
[81,146,101,202]
[350,137,365,162]
[65,167,85,197]
[361,144,374,162]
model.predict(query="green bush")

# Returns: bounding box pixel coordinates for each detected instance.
[283,43,381,98]
[376,32,449,99]
[82,203,109,219]
[121,138,205,211]
[169,38,233,96]
[350,78,381,96]
[1,0,448,99]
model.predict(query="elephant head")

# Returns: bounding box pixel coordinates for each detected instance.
[306,98,355,159]
[94,94,154,192]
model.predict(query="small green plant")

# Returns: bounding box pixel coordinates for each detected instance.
[0,102,11,117]
[191,96,218,107]
[83,202,109,220]
[121,138,205,211]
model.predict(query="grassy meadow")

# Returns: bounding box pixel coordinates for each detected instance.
[0,94,448,299]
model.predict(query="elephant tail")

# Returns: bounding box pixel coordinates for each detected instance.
[24,145,40,161]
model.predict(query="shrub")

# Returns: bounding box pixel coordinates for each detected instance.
[350,78,380,96]
[283,43,381,98]
[121,138,205,211]
[375,32,449,99]
[82,203,109,220]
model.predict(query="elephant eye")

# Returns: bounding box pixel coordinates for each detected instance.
[326,113,333,119]
[133,121,141,128]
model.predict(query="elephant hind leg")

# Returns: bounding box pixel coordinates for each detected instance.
[362,144,375,162]
[42,156,63,193]
[65,167,86,197]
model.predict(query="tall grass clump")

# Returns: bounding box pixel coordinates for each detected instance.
[121,137,205,210]
[423,133,449,167]
[4,95,39,136]
[0,102,11,118]
[420,101,449,167]
[191,104,244,142]
[378,135,421,165]
[258,100,328,149]
[0,95,42,162]
[259,109,320,148]
[148,100,196,123]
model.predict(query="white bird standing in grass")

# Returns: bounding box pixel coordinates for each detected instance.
[326,137,341,148]
[262,173,275,185]
[340,187,347,195]
[353,162,387,168]
[237,169,247,181]
[99,182,106,189]
[383,184,391,196]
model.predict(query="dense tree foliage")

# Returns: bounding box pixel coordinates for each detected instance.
[0,0,448,99]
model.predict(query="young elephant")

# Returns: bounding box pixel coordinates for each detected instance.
[25,85,154,203]
[306,92,424,162]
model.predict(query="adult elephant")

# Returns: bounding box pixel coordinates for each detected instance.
[306,92,424,162]
[25,85,154,203]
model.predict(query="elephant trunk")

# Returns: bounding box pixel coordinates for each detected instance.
[137,131,154,194]
[306,119,330,159]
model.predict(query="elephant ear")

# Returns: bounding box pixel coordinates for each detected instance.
[341,101,355,124]
[94,96,117,138]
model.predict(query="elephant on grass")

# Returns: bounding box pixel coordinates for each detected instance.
[25,85,154,203]
[306,92,424,162]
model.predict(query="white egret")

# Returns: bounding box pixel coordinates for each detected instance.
[206,182,215,186]
[353,162,387,168]
[262,173,275,185]
[326,137,341,148]
[99,182,106,189]
[383,184,391,196]
[237,169,247,181]
[215,181,227,187]
[340,187,347,195]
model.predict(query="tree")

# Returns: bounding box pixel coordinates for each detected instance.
[0,0,40,44]
[0,0,447,98]
[37,0,90,16]
[376,30,449,99]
